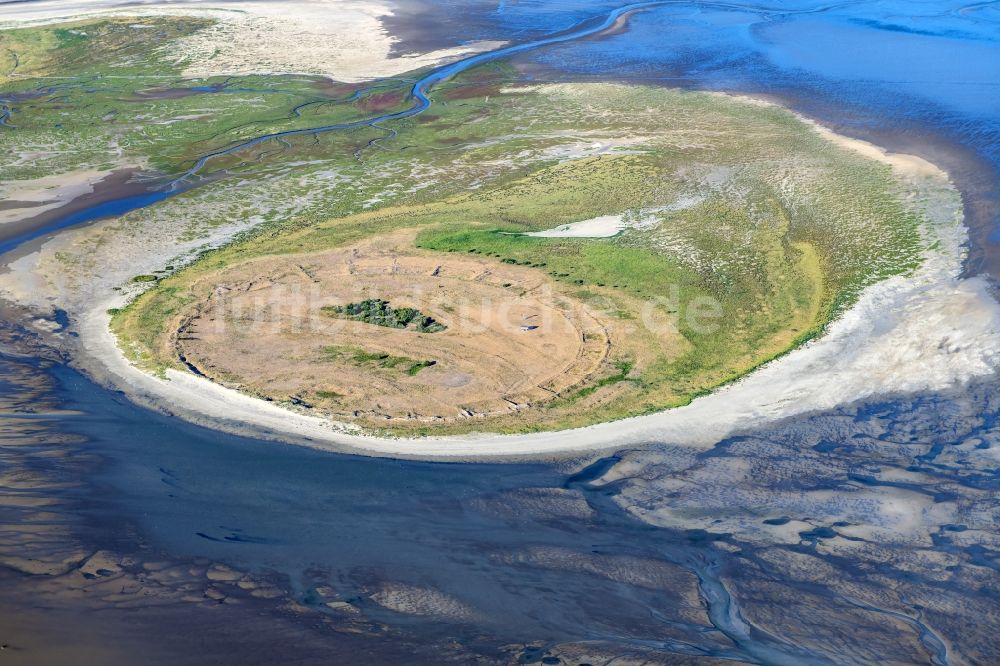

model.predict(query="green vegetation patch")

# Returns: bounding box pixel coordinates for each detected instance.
[561,360,636,404]
[322,299,447,333]
[0,16,415,177]
[321,345,437,375]
[417,226,695,299]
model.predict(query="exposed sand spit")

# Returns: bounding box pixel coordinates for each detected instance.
[718,91,949,180]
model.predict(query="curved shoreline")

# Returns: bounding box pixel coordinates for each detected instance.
[75,112,1000,460]
[3,5,999,459]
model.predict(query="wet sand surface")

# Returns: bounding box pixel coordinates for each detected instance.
[0,170,161,260]
[3,321,999,664]
[0,200,46,212]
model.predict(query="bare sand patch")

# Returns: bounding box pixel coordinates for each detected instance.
[517,200,701,239]
[173,232,612,425]
[522,214,625,238]
[172,3,507,83]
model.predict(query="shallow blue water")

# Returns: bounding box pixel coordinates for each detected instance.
[537,1,1000,130]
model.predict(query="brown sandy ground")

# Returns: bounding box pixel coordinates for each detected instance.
[168,229,682,427]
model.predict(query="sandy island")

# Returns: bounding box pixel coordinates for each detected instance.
[62,111,1000,459]
[1,7,998,459]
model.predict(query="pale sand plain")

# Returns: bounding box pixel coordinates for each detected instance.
[175,231,616,422]
[0,0,506,83]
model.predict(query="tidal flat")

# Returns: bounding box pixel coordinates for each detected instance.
[2,0,1000,663]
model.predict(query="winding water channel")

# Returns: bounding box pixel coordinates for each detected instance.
[5,2,679,252]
